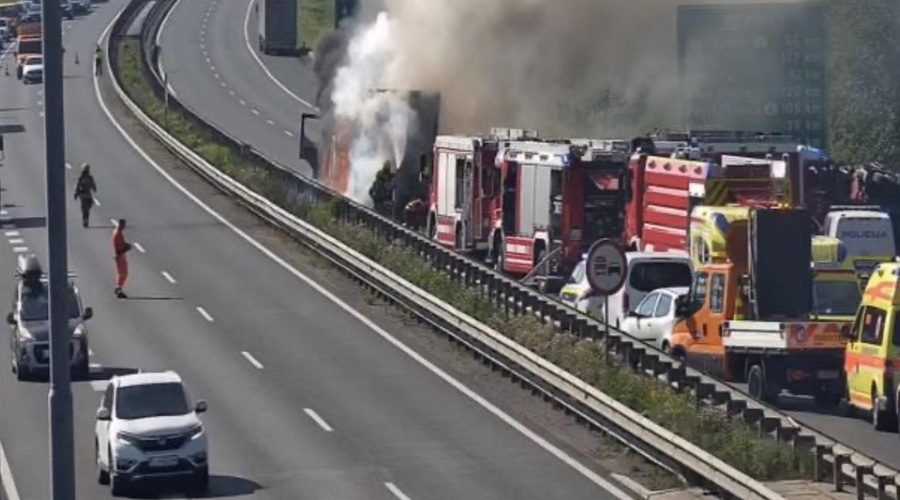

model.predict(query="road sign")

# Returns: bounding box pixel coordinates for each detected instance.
[676,2,827,148]
[585,239,627,296]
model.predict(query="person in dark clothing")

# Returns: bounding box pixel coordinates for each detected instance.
[73,163,97,227]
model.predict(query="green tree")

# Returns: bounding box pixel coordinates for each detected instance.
[827,0,900,165]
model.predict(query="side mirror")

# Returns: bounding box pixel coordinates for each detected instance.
[96,408,110,421]
[6,312,14,325]
[194,400,207,413]
[82,307,93,320]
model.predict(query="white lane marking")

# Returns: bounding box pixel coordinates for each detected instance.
[205,57,210,64]
[93,197,101,206]
[161,271,177,284]
[4,231,19,236]
[109,218,117,225]
[12,247,28,253]
[65,162,72,169]
[228,90,235,96]
[266,119,274,125]
[155,0,180,48]
[1,439,23,500]
[241,351,263,369]
[213,73,219,79]
[220,82,226,87]
[239,99,246,106]
[243,0,317,110]
[95,42,631,498]
[38,112,43,117]
[37,100,42,106]
[284,130,294,137]
[196,307,214,322]
[8,238,24,244]
[304,408,333,432]
[133,242,146,253]
[89,348,94,356]
[385,483,412,500]
[200,43,205,50]
[210,65,215,71]
[251,109,259,116]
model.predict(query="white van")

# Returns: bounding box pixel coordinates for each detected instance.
[558,251,694,329]
[821,206,896,275]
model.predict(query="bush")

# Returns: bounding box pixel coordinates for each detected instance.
[114,34,814,482]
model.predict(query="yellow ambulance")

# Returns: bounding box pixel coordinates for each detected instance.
[842,262,900,431]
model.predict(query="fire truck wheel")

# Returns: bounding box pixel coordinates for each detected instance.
[747,364,776,403]
[872,388,896,432]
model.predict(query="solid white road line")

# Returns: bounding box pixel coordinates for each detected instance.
[243,0,317,110]
[385,482,412,500]
[303,408,333,432]
[133,242,146,253]
[94,30,631,497]
[161,271,177,284]
[196,307,214,322]
[4,231,19,236]
[241,351,263,369]
[1,440,22,500]
[12,247,28,253]
[7,238,23,244]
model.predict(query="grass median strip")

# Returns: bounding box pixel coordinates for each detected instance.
[115,37,815,483]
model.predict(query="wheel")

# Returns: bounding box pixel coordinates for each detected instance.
[96,441,109,485]
[187,467,209,494]
[747,364,767,401]
[872,390,895,431]
[15,364,29,382]
[110,474,128,496]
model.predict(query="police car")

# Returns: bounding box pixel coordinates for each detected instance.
[7,255,93,380]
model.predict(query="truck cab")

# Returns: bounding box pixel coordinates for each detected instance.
[842,263,900,432]
[671,206,850,408]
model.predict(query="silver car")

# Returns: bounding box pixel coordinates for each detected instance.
[7,254,93,381]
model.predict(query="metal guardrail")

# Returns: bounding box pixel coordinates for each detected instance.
[106,0,900,497]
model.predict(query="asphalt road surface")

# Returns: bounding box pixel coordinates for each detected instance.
[155,0,900,474]
[0,1,635,499]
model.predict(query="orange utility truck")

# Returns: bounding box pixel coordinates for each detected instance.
[670,205,851,408]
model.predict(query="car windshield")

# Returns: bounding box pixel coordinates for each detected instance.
[629,261,693,293]
[813,280,862,316]
[116,382,191,420]
[20,286,81,321]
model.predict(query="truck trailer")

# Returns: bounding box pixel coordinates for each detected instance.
[257,0,297,55]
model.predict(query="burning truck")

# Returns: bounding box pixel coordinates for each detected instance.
[304,89,441,221]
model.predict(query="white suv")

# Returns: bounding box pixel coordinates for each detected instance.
[94,371,209,496]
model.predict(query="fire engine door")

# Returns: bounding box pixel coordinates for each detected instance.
[462,160,475,243]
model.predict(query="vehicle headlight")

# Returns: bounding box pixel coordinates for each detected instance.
[187,424,204,440]
[115,431,140,447]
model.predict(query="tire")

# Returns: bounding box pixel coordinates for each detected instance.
[96,441,109,485]
[16,365,29,382]
[872,390,895,432]
[110,474,128,496]
[747,364,765,401]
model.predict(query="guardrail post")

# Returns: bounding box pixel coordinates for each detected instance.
[854,463,873,500]
[834,452,851,491]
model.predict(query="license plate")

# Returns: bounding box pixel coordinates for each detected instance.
[148,456,178,467]
[817,370,839,380]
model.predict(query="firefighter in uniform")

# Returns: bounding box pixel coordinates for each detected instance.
[73,163,97,227]
[111,219,132,298]
[369,161,394,216]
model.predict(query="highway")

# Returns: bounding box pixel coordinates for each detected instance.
[0,1,637,499]
[154,0,900,474]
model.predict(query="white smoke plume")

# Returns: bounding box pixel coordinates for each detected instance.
[330,12,413,205]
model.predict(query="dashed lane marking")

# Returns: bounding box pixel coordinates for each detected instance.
[241,351,263,369]
[161,271,177,284]
[196,307,213,322]
[7,238,23,244]
[93,197,101,206]
[12,247,28,253]
[304,408,334,432]
[284,130,294,137]
[251,109,259,116]
[4,231,19,237]
[228,90,235,96]
[239,99,246,106]
[133,242,146,253]
[266,119,274,125]
[65,162,72,169]
[386,483,412,500]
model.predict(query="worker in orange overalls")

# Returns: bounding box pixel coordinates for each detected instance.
[111,219,132,298]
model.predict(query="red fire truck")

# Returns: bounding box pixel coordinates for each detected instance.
[427,128,537,255]
[490,139,630,278]
[624,130,833,253]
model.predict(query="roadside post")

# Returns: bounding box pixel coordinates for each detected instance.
[585,239,627,363]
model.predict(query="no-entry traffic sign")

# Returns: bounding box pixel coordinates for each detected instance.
[585,239,627,296]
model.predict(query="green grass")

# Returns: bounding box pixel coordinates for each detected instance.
[298,0,334,50]
[115,36,816,483]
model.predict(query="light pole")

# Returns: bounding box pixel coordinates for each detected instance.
[42,0,75,497]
